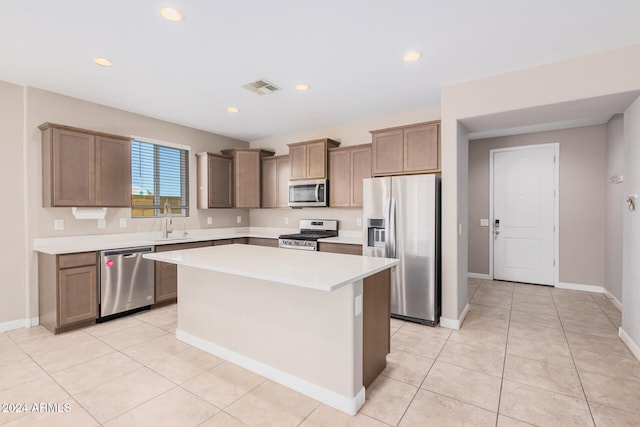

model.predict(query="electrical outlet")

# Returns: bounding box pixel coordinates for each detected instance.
[207,216,212,225]
[354,294,363,316]
[356,218,362,227]
[284,217,289,225]
[236,215,242,224]
[54,219,64,231]
[119,218,127,228]
[98,218,106,229]
[480,218,489,227]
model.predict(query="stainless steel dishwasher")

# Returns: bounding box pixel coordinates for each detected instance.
[99,246,155,320]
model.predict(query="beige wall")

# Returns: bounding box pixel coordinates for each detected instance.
[441,44,640,324]
[605,115,625,302]
[622,97,640,351]
[0,82,251,327]
[0,82,27,326]
[468,125,607,287]
[248,107,442,230]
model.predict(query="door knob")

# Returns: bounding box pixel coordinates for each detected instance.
[494,219,500,235]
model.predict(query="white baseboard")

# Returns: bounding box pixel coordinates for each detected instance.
[468,273,492,280]
[556,282,604,294]
[176,329,365,415]
[440,303,470,330]
[603,290,623,311]
[619,327,640,362]
[0,317,39,333]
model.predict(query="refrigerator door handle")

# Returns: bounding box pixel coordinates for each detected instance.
[389,197,397,258]
[384,198,391,257]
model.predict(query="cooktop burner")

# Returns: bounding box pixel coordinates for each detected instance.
[278,231,338,241]
[278,219,339,242]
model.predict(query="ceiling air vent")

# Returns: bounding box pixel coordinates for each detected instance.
[242,79,280,95]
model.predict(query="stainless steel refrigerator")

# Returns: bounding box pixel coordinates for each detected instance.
[363,174,440,326]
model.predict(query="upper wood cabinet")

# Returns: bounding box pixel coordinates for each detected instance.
[39,123,132,207]
[329,144,372,208]
[288,138,340,180]
[261,155,290,208]
[370,121,440,176]
[221,148,275,208]
[196,152,233,208]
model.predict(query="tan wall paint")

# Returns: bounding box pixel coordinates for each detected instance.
[0,82,27,326]
[0,83,251,327]
[468,125,607,287]
[249,107,441,155]
[248,107,442,230]
[441,44,640,323]
[605,115,624,302]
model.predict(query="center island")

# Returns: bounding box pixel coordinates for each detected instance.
[144,244,399,415]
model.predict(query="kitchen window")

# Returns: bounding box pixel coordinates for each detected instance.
[131,138,189,217]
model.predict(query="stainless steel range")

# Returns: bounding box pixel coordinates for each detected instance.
[278,219,338,251]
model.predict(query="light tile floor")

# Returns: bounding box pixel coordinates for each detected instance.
[1,280,639,426]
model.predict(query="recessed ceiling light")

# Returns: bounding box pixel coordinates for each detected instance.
[227,107,239,113]
[402,51,422,62]
[295,84,310,91]
[160,7,182,21]
[93,57,112,67]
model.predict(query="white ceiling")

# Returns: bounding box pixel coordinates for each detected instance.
[2,1,640,142]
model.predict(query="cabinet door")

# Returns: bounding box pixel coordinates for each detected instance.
[52,129,95,206]
[306,141,327,179]
[404,123,439,172]
[329,149,351,207]
[372,129,403,176]
[208,155,233,208]
[289,144,307,180]
[261,157,277,208]
[155,262,177,302]
[58,266,97,325]
[351,146,372,207]
[95,136,131,206]
[234,151,260,208]
[276,156,290,208]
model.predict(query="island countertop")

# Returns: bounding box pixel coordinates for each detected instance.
[144,244,398,292]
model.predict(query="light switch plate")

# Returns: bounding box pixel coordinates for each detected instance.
[284,217,289,225]
[236,215,241,224]
[357,218,362,227]
[354,294,363,316]
[54,219,64,231]
[207,216,212,225]
[480,218,489,227]
[119,218,127,228]
[98,218,106,229]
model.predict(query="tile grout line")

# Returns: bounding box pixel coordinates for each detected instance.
[493,280,514,427]
[551,289,597,427]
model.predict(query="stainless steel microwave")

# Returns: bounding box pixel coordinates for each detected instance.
[288,179,328,207]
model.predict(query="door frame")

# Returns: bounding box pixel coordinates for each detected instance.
[488,143,560,285]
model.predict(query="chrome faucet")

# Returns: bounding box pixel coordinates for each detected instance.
[161,201,173,238]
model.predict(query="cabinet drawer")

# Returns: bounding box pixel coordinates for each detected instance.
[58,252,97,269]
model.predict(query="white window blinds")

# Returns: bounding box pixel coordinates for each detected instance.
[131,140,189,217]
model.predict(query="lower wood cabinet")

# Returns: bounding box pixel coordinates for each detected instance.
[318,242,389,387]
[38,251,98,334]
[317,242,363,255]
[154,241,213,303]
[248,237,279,247]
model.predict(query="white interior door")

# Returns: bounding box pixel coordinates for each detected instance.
[492,145,557,285]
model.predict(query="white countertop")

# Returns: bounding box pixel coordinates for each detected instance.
[144,244,397,292]
[33,227,364,255]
